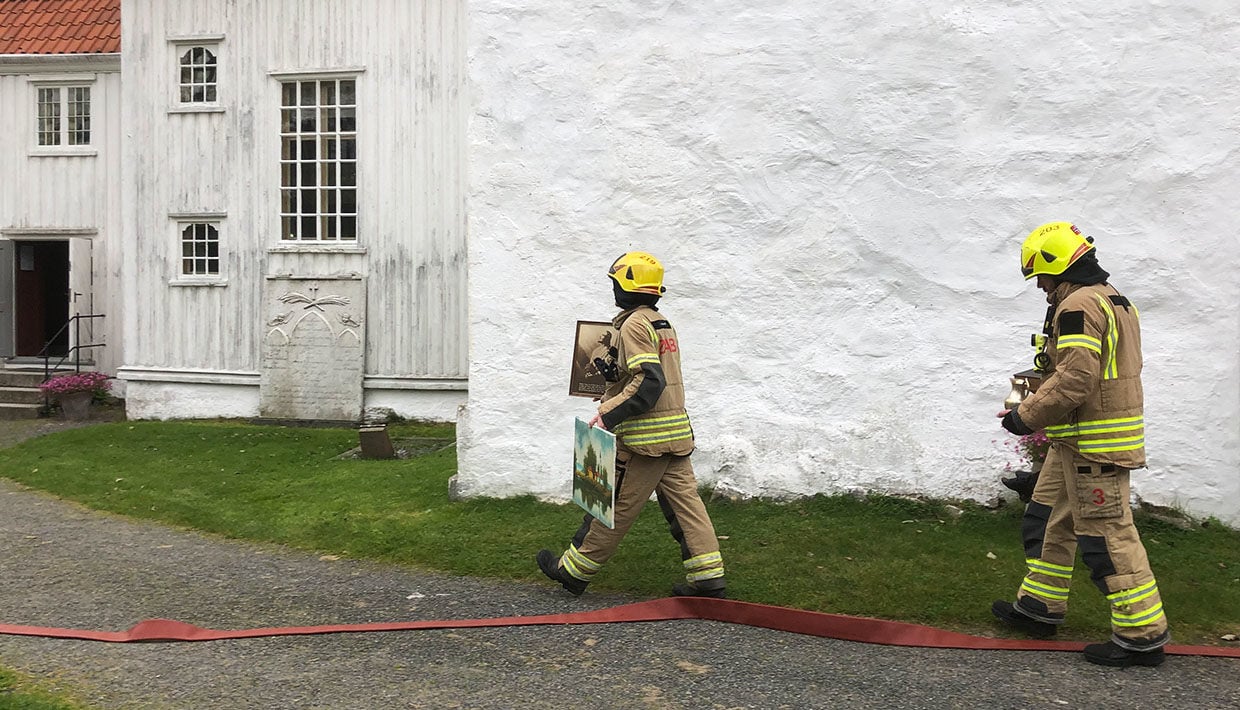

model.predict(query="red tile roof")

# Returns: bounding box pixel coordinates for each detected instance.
[0,0,120,55]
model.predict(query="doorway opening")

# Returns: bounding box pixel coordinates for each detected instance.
[14,240,70,358]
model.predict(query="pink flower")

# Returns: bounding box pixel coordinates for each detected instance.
[38,372,112,396]
[1002,429,1049,468]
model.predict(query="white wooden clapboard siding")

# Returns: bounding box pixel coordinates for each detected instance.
[121,0,466,382]
[0,60,124,377]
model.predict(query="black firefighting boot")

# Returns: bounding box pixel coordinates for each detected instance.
[672,577,727,599]
[1083,640,1166,668]
[991,600,1057,637]
[536,549,587,596]
[1000,470,1039,504]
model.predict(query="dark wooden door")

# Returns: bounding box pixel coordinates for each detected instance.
[14,241,69,357]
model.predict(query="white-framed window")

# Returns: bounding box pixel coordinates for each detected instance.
[279,77,358,242]
[178,45,219,104]
[181,223,220,275]
[169,215,226,285]
[34,83,92,147]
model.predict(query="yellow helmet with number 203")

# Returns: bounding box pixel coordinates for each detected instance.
[1020,222,1095,280]
[608,251,666,295]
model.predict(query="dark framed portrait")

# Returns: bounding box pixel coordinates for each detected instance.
[569,320,616,398]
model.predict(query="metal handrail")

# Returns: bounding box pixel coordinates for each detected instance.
[37,312,106,384]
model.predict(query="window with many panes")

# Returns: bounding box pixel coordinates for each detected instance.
[180,223,220,276]
[36,85,91,146]
[179,46,218,104]
[280,78,357,242]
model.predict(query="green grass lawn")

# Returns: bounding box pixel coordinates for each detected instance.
[0,669,84,710]
[1,420,1237,646]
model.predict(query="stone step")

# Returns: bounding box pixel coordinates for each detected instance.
[0,369,79,387]
[0,386,44,405]
[0,371,45,388]
[0,403,42,420]
[0,369,81,384]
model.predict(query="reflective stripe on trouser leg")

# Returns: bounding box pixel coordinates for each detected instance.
[654,454,723,582]
[1018,557,1073,609]
[684,551,724,582]
[559,544,601,583]
[1067,453,1170,650]
[1015,445,1074,624]
[1107,580,1170,651]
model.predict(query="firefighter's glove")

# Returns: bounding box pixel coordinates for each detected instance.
[1001,408,1035,436]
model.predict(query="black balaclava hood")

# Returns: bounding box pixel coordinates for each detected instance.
[613,280,660,310]
[1056,249,1110,285]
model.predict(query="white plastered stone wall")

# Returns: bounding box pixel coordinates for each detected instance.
[458,1,1240,525]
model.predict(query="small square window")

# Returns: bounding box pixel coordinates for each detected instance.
[178,222,221,277]
[178,45,219,105]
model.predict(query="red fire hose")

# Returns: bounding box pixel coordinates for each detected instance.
[1,597,1236,656]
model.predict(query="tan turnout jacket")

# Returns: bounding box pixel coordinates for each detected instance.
[1017,281,1146,469]
[598,306,694,457]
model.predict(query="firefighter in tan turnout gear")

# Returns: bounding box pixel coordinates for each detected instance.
[994,222,1169,667]
[537,252,727,598]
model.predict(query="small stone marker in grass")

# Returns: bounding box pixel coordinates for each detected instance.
[358,425,396,459]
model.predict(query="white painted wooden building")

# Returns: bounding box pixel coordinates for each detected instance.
[116,0,468,422]
[0,3,123,382]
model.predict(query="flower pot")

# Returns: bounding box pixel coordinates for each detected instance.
[57,391,93,420]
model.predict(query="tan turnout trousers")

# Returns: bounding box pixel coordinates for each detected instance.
[1016,442,1169,651]
[559,451,723,585]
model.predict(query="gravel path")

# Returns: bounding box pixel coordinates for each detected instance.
[0,408,124,449]
[1,420,1237,709]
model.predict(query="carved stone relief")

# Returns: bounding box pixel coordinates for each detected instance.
[260,277,366,421]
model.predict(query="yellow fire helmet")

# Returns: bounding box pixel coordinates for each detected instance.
[608,251,666,295]
[1020,221,1094,280]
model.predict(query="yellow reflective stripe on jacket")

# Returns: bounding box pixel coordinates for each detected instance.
[1078,434,1145,453]
[623,427,693,446]
[1027,558,1073,579]
[614,413,690,433]
[643,321,657,343]
[1045,416,1143,439]
[1107,580,1159,606]
[1095,294,1119,379]
[614,412,693,446]
[1056,334,1102,354]
[625,352,661,368]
